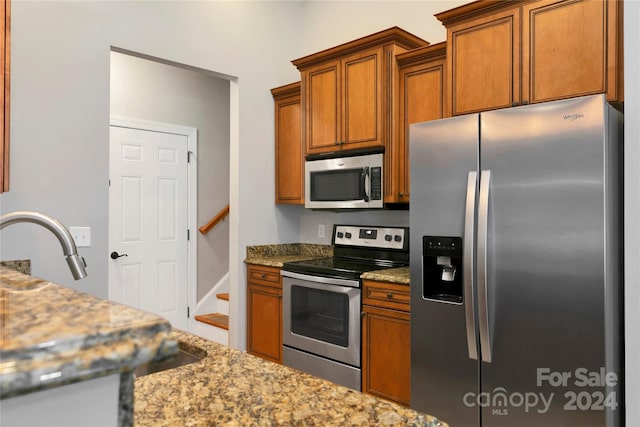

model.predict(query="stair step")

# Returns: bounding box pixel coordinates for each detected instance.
[195,313,229,330]
[216,292,229,301]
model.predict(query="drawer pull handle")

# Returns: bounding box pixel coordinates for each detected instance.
[387,292,393,299]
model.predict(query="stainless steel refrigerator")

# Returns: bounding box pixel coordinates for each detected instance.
[409,94,623,427]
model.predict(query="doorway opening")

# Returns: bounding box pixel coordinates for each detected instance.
[109,49,232,341]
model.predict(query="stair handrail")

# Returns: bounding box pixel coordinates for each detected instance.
[199,204,229,234]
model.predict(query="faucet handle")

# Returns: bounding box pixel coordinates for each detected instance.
[110,251,128,260]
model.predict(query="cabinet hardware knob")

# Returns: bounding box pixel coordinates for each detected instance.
[261,273,266,279]
[387,292,393,299]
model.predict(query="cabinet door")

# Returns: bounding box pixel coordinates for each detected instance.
[447,7,520,115]
[273,83,303,204]
[341,47,384,151]
[304,62,341,154]
[247,284,282,363]
[393,56,446,203]
[522,0,619,104]
[362,305,410,406]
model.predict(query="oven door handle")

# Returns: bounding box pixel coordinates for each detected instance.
[280,270,361,288]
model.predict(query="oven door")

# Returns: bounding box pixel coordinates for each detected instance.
[281,271,361,367]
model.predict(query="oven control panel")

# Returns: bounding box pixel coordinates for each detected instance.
[333,225,407,250]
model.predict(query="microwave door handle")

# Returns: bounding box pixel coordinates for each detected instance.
[361,167,370,202]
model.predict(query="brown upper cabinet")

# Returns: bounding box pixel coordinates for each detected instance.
[436,0,623,116]
[390,42,447,204]
[292,27,429,157]
[271,82,304,205]
[1,0,10,193]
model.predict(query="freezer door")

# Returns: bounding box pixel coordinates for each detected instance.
[409,114,480,426]
[478,95,622,426]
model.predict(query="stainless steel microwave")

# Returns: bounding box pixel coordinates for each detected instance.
[305,152,383,209]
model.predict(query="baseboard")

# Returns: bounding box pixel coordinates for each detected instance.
[190,320,229,345]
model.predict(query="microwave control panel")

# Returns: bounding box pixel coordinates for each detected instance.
[333,225,407,250]
[370,167,382,200]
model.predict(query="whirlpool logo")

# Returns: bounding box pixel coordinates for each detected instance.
[563,113,585,121]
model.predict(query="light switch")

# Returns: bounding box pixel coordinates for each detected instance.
[70,227,91,247]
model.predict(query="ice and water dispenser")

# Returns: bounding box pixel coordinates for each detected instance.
[422,236,463,304]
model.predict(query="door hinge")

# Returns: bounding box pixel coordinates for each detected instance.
[187,229,190,241]
[108,179,111,187]
[187,151,193,163]
[187,306,190,318]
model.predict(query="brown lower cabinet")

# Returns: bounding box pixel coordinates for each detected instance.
[361,279,411,406]
[246,264,282,364]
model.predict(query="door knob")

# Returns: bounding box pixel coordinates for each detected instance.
[110,251,128,260]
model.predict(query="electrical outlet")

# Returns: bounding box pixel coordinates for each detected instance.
[318,224,325,238]
[70,227,91,247]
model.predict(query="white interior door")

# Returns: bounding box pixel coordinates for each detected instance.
[108,124,189,330]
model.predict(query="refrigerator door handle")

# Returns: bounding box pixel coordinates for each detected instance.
[478,170,492,363]
[464,171,478,360]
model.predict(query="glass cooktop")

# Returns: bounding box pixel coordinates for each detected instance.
[282,257,404,281]
[281,225,409,281]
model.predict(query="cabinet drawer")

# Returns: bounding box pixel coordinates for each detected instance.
[363,280,410,312]
[247,265,281,288]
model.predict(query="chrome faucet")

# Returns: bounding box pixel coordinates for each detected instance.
[0,211,88,280]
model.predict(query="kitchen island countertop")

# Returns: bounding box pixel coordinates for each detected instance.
[0,267,175,399]
[0,266,176,425]
[134,329,447,426]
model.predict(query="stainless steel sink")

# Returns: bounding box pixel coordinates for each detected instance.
[134,343,203,377]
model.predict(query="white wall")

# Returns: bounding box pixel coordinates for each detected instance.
[624,1,639,425]
[298,0,456,54]
[109,51,230,301]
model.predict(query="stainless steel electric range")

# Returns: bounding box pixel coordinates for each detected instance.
[280,224,409,390]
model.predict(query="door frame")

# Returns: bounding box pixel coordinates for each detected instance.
[109,116,198,327]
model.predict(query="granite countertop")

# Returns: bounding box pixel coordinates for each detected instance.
[0,267,176,399]
[244,243,333,267]
[134,330,447,427]
[245,243,410,284]
[361,266,410,285]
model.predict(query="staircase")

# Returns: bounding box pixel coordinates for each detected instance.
[195,293,229,330]
[193,205,230,346]
[189,275,229,346]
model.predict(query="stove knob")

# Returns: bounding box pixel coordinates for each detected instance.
[385,234,392,242]
[394,235,402,242]
[345,232,352,239]
[337,232,344,238]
